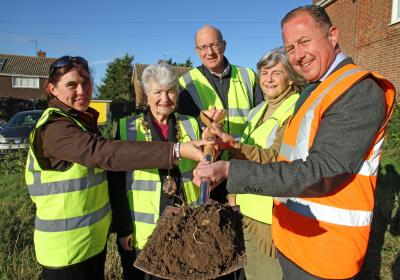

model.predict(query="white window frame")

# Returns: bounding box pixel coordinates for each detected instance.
[392,0,400,25]
[12,76,40,89]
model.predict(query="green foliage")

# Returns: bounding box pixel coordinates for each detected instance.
[164,57,193,67]
[0,173,40,279]
[97,54,134,102]
[384,106,400,151]
[0,149,28,175]
[99,121,118,140]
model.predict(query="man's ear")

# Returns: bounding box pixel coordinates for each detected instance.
[222,40,226,53]
[328,26,339,48]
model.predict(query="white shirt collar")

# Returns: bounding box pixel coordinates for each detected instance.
[320,52,347,81]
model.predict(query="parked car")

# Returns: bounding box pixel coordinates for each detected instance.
[0,119,6,132]
[0,110,43,154]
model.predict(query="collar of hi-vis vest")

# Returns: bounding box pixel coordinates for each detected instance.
[283,63,369,162]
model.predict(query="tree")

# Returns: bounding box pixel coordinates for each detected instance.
[97,54,134,101]
[164,57,193,68]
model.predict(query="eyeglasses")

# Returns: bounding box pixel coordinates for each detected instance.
[49,56,89,77]
[196,42,223,52]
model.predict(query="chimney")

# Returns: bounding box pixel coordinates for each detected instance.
[37,50,46,58]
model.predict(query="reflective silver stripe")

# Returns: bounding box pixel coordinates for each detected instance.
[357,138,384,176]
[232,134,243,141]
[187,200,198,207]
[279,143,295,160]
[265,123,279,148]
[246,101,266,122]
[126,115,137,141]
[126,171,133,193]
[131,211,156,224]
[282,68,363,161]
[35,202,111,232]
[29,170,106,196]
[124,116,137,192]
[275,197,372,227]
[181,170,193,183]
[238,67,253,106]
[228,107,249,117]
[178,115,197,140]
[28,153,41,184]
[130,180,158,191]
[266,100,296,148]
[182,73,205,110]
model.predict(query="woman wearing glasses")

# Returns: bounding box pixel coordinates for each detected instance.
[25,56,206,280]
[203,48,305,280]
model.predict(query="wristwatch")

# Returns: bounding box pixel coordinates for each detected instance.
[174,142,181,161]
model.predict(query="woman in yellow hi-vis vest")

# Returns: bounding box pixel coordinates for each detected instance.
[109,62,201,280]
[25,56,207,280]
[205,48,305,280]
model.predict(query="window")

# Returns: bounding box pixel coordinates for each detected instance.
[392,0,400,24]
[0,59,5,71]
[12,77,39,88]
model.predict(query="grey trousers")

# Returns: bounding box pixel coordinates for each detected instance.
[277,250,354,280]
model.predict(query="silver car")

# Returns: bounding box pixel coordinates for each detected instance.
[0,110,43,154]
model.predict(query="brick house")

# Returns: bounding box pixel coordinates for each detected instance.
[0,52,56,101]
[314,0,400,96]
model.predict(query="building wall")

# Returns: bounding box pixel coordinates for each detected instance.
[315,0,400,94]
[0,76,47,100]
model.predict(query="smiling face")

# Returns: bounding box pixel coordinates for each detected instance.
[48,69,92,112]
[146,78,177,124]
[259,62,292,99]
[282,11,338,82]
[195,26,226,74]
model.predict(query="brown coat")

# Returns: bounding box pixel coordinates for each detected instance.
[34,98,175,172]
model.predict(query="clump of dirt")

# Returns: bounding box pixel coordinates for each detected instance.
[134,201,245,280]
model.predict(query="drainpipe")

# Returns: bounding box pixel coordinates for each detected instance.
[315,0,336,7]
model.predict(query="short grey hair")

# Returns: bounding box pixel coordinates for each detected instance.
[256,47,306,92]
[141,61,178,94]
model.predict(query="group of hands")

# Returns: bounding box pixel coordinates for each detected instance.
[181,108,234,189]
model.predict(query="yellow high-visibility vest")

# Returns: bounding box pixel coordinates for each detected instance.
[179,65,256,140]
[119,112,200,249]
[236,94,299,224]
[25,107,110,267]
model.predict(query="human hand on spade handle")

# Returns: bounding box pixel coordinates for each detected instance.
[195,108,230,205]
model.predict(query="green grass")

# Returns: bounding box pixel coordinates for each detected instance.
[0,173,40,280]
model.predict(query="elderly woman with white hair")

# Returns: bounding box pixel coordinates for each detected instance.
[205,47,306,280]
[109,61,201,280]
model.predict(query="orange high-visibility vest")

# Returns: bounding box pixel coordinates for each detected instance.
[272,64,396,279]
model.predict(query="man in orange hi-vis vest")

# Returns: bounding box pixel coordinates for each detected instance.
[193,5,396,280]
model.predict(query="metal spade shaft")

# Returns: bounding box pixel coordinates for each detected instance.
[199,153,213,205]
[198,109,226,206]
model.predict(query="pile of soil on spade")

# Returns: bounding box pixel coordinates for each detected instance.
[134,201,245,279]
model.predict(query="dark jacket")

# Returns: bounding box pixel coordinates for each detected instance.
[227,58,386,197]
[177,57,264,118]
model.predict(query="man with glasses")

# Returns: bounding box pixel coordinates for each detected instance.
[178,25,263,203]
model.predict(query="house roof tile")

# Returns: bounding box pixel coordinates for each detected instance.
[0,53,57,77]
